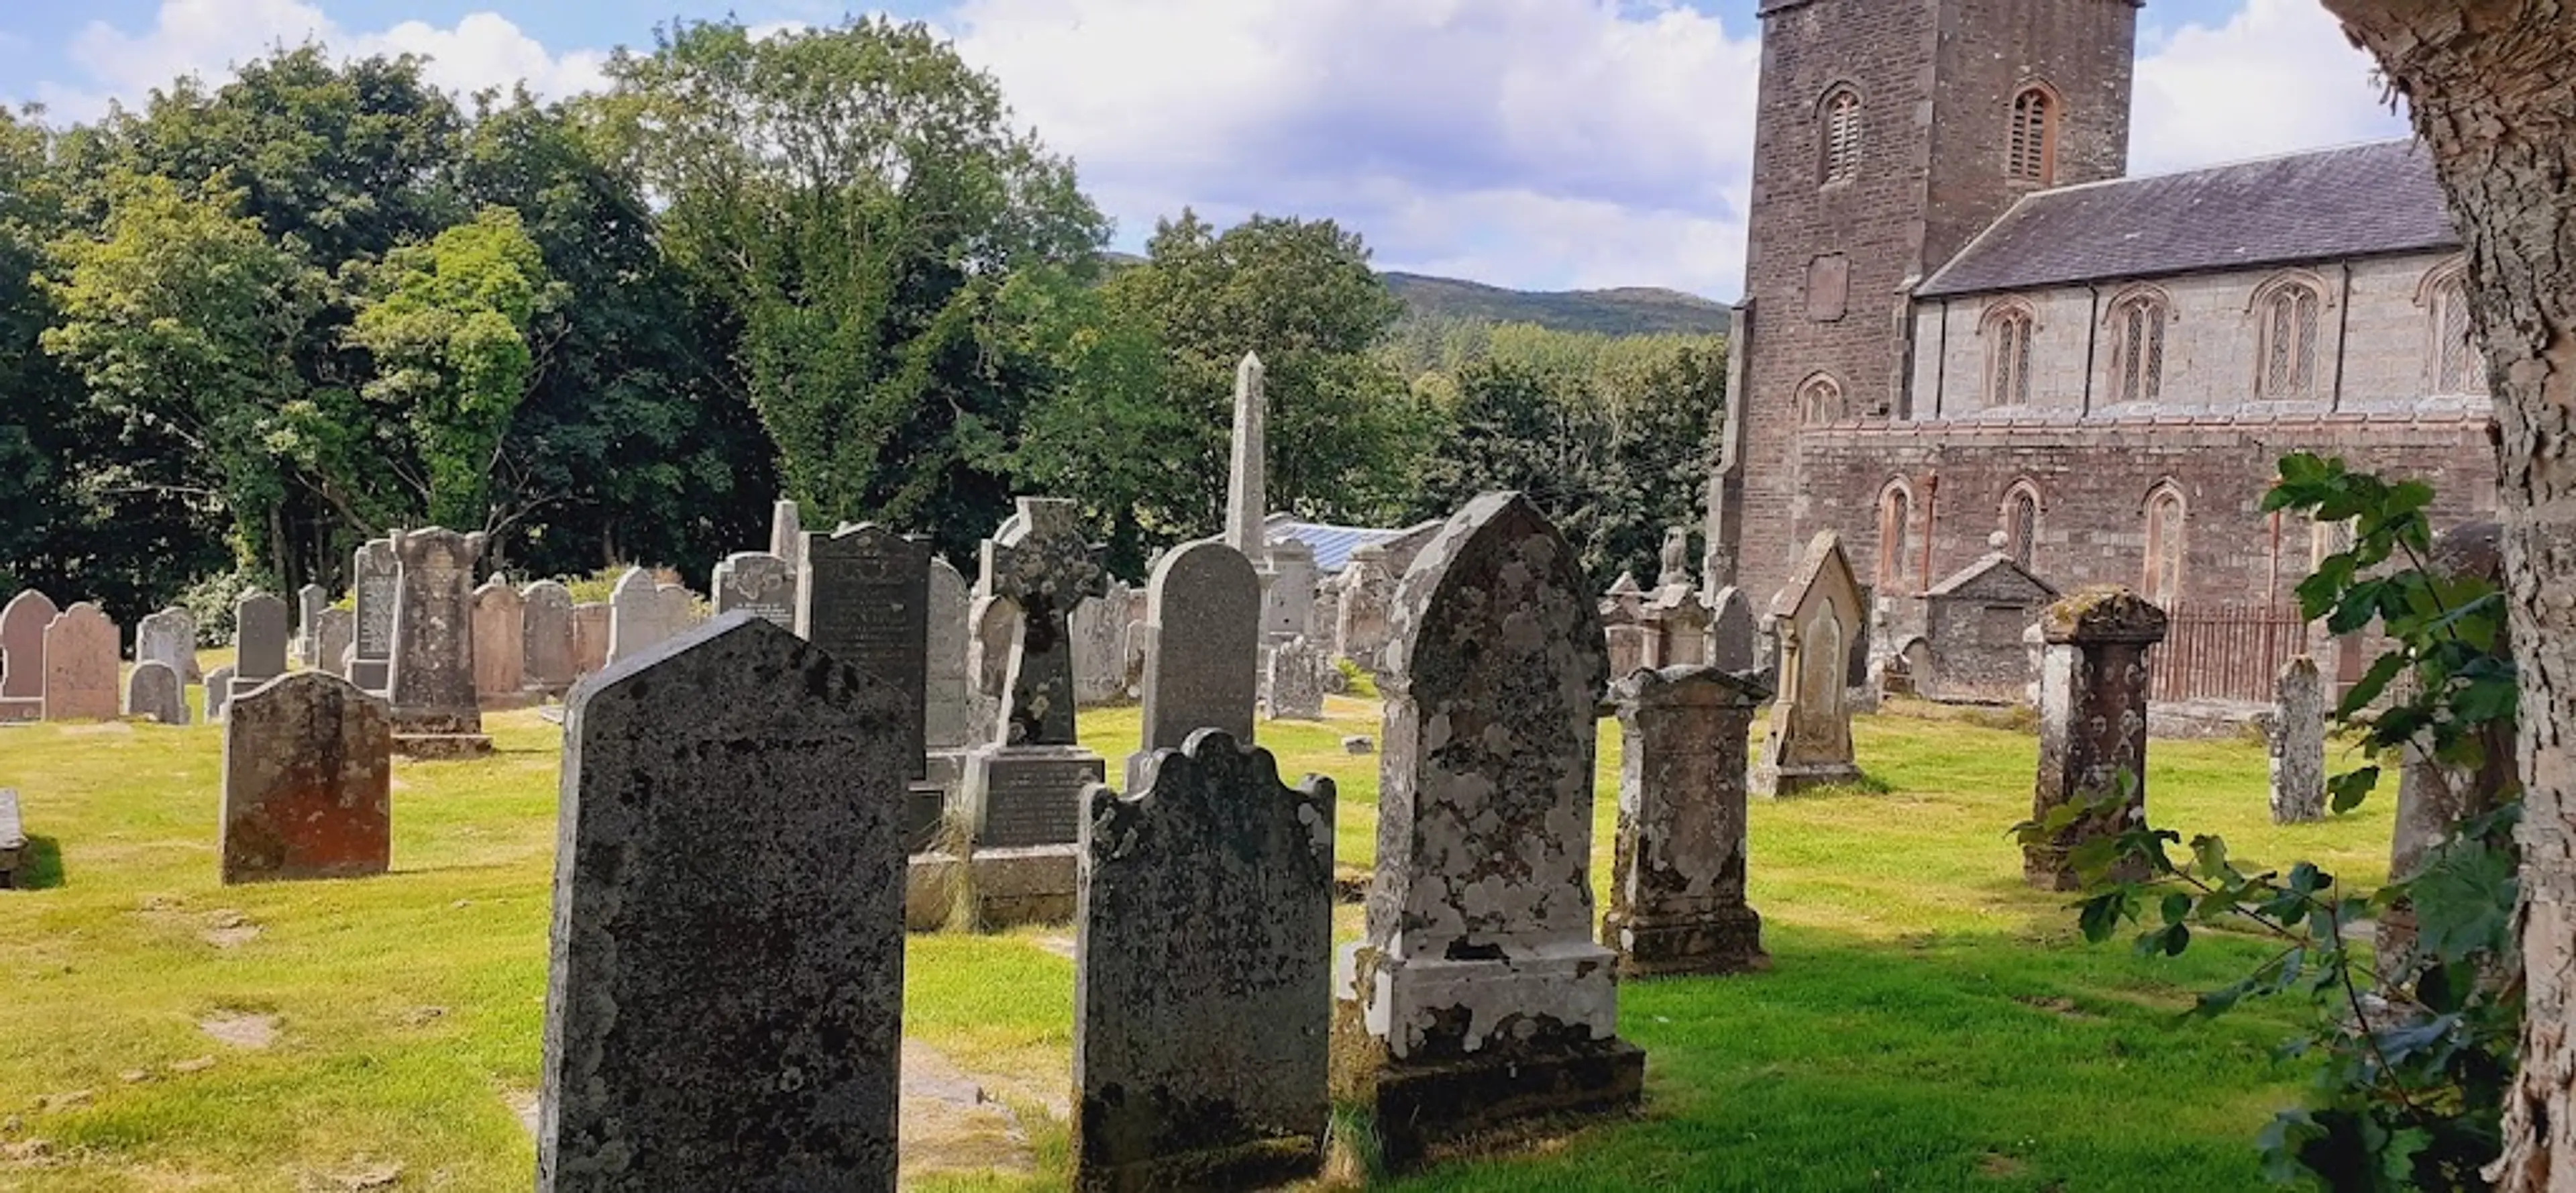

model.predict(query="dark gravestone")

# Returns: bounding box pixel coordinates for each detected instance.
[539,614,907,1192]
[715,550,798,630]
[522,580,576,694]
[1603,665,1770,976]
[2025,587,2167,891]
[315,609,355,680]
[221,672,394,884]
[1132,540,1260,788]
[231,590,291,703]
[388,527,492,756]
[126,660,189,725]
[350,539,398,692]
[796,527,929,776]
[1074,731,1336,1191]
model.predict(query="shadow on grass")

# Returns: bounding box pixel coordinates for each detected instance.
[8,834,65,890]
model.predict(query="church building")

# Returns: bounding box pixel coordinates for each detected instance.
[1707,0,2499,676]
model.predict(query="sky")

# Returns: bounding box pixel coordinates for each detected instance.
[0,0,2410,300]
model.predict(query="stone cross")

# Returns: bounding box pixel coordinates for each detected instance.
[606,568,663,664]
[387,527,490,753]
[539,614,907,1191]
[713,551,796,629]
[473,580,528,703]
[1604,665,1771,976]
[1137,541,1260,766]
[233,590,290,702]
[1074,730,1335,1190]
[980,498,1108,747]
[2269,655,2327,824]
[125,660,189,725]
[42,603,119,721]
[350,538,399,692]
[1224,352,1267,562]
[0,589,60,715]
[1753,531,1865,796]
[2024,586,2167,891]
[1339,491,1640,1168]
[521,581,576,694]
[221,671,393,884]
[796,523,930,777]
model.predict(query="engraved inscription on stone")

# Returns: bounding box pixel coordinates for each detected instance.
[979,758,1094,849]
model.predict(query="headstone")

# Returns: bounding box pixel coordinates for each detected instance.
[220,672,394,884]
[1600,572,1648,627]
[1263,538,1318,643]
[1643,588,1713,669]
[0,589,59,720]
[982,499,1109,748]
[713,551,796,629]
[41,603,119,721]
[0,788,21,888]
[1334,492,1641,1168]
[472,581,529,705]
[1075,731,1335,1190]
[1752,531,1866,796]
[294,583,329,667]
[768,497,804,571]
[1707,586,1757,672]
[521,581,576,693]
[570,603,610,676]
[1070,577,1132,707]
[539,614,907,1191]
[1225,353,1268,562]
[1605,623,1652,681]
[1132,541,1260,787]
[1264,635,1325,721]
[655,584,700,635]
[205,665,237,722]
[133,608,198,685]
[924,557,974,769]
[350,538,399,692]
[231,590,290,703]
[2023,586,2167,891]
[965,593,1016,749]
[606,568,663,664]
[2269,656,2327,825]
[1604,665,1770,976]
[315,609,355,680]
[1334,543,1399,673]
[125,660,188,725]
[797,524,938,849]
[386,527,492,757]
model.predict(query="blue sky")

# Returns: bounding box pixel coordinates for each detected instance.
[0,1,2408,299]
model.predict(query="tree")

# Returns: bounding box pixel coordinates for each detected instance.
[2310,5,2576,1185]
[998,267,1181,577]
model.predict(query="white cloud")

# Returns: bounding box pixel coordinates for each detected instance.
[2131,0,2409,174]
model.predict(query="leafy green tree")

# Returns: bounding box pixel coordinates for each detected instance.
[1413,358,1601,528]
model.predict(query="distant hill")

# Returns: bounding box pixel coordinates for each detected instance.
[1380,272,1730,337]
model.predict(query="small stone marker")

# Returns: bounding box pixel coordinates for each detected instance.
[1263,635,1325,721]
[2269,655,2327,825]
[2024,586,2167,891]
[351,538,399,692]
[714,551,796,629]
[386,527,492,757]
[1707,586,1756,672]
[1074,731,1336,1191]
[1753,531,1866,796]
[315,609,354,680]
[205,665,237,722]
[539,614,908,1192]
[570,603,610,676]
[134,607,199,684]
[231,591,290,702]
[221,672,394,884]
[1335,492,1641,1168]
[1604,665,1770,976]
[125,660,189,725]
[769,497,804,570]
[42,603,119,721]
[606,568,663,665]
[521,581,576,693]
[295,584,329,666]
[924,556,974,780]
[1133,541,1260,788]
[0,589,59,719]
[1334,542,1397,673]
[0,787,23,888]
[473,581,528,704]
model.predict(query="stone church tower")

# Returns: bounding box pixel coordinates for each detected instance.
[1711,0,2144,605]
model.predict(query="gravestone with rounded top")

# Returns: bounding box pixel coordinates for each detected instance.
[125,660,189,725]
[522,580,576,693]
[1707,586,1756,673]
[0,590,60,720]
[350,539,399,692]
[43,603,119,721]
[1131,540,1260,790]
[205,665,236,722]
[571,602,610,676]
[133,608,198,686]
[606,568,663,665]
[221,672,392,883]
[473,580,528,704]
[387,527,492,757]
[654,584,699,636]
[231,590,290,703]
[315,609,355,679]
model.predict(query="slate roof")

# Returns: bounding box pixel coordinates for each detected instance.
[1263,515,1442,574]
[1918,140,2458,299]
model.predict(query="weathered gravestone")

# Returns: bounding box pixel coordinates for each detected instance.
[1334,492,1642,1167]
[205,666,236,722]
[221,672,393,884]
[965,593,1016,751]
[1071,578,1136,707]
[570,603,610,676]
[42,603,119,722]
[472,581,529,706]
[295,583,329,667]
[1263,635,1325,721]
[1752,531,1866,796]
[1920,552,2058,704]
[2269,655,2327,825]
[315,609,354,680]
[1130,541,1260,790]
[539,614,907,1192]
[606,568,665,666]
[2024,586,2167,891]
[1707,586,1757,673]
[521,581,576,694]
[796,524,938,849]
[1075,730,1336,1191]
[1335,542,1399,674]
[768,497,804,571]
[387,527,492,758]
[0,788,22,888]
[231,590,290,703]
[125,660,188,725]
[924,557,975,787]
[350,539,399,692]
[654,584,700,637]
[1604,665,1770,977]
[133,608,198,686]
[1263,539,1318,644]
[1643,588,1713,669]
[714,551,797,629]
[0,589,59,721]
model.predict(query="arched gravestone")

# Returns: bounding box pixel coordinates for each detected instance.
[125,660,188,725]
[133,608,199,684]
[521,580,576,693]
[1134,540,1260,783]
[0,590,60,719]
[539,614,908,1192]
[472,581,527,703]
[221,672,393,883]
[232,590,290,702]
[42,603,119,722]
[606,568,663,666]
[1335,491,1642,1168]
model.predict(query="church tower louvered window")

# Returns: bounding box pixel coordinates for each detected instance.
[1821,88,1862,185]
[2008,86,2057,186]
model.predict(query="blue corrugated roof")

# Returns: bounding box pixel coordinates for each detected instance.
[1265,518,1430,573]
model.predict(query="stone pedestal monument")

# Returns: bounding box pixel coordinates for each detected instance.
[2023,586,2167,891]
[1603,665,1771,976]
[386,527,494,758]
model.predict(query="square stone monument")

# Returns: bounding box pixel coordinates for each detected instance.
[2024,587,2167,891]
[1603,665,1771,977]
[386,527,493,758]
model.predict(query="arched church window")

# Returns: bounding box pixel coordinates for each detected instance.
[2008,85,2057,186]
[1877,480,1913,590]
[1983,303,2035,408]
[2143,484,2186,607]
[2106,289,2168,405]
[2002,482,2041,570]
[2431,273,2481,393]
[2255,276,2326,399]
[1797,373,1845,424]
[1821,87,1862,185]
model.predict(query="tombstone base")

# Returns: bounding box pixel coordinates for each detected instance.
[0,698,38,723]
[350,660,390,693]
[905,851,969,931]
[1077,1135,1322,1193]
[1750,760,1862,798]
[969,845,1079,928]
[926,748,970,794]
[1601,906,1770,978]
[392,733,495,760]
[903,781,949,855]
[1330,996,1643,1172]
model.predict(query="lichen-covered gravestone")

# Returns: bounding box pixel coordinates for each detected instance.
[1603,665,1770,976]
[42,603,119,722]
[0,589,60,721]
[221,672,393,884]
[1130,540,1260,790]
[1334,492,1642,1167]
[472,580,527,705]
[796,524,938,850]
[2267,655,2327,824]
[350,538,399,692]
[538,614,908,1192]
[1075,731,1335,1191]
[1334,542,1398,674]
[386,527,492,758]
[125,660,189,725]
[2024,586,2167,891]
[133,608,199,684]
[1753,531,1866,796]
[1263,634,1325,721]
[654,584,699,636]
[521,581,576,694]
[605,568,664,666]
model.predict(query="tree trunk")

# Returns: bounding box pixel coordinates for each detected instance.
[2316,2,2576,1186]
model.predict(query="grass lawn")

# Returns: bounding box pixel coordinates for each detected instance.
[0,681,2392,1191]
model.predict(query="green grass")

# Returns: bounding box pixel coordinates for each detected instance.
[0,692,2390,1190]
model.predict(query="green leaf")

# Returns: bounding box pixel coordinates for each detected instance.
[2328,767,2381,814]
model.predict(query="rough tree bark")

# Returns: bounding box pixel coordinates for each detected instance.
[2315,2,2576,1186]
